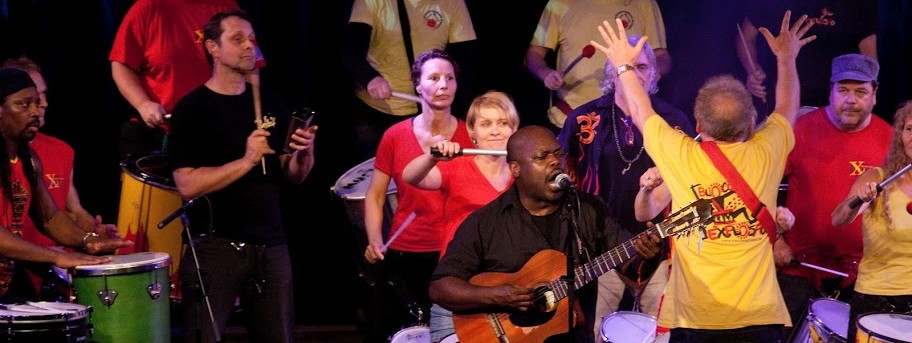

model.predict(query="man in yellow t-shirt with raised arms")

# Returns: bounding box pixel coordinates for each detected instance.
[592,11,816,341]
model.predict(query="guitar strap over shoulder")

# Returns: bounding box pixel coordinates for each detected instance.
[699,141,778,246]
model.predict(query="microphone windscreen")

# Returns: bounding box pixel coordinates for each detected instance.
[906,201,912,215]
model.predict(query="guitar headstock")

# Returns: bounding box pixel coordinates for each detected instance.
[655,198,714,239]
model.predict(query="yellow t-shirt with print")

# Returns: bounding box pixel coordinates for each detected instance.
[643,113,793,329]
[856,167,912,295]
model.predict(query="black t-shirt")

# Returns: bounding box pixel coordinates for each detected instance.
[168,84,289,245]
[433,186,631,342]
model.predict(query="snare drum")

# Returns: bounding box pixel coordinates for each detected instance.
[331,157,398,284]
[72,252,171,343]
[0,302,91,342]
[116,153,184,291]
[792,298,849,343]
[390,325,431,343]
[856,313,912,343]
[600,311,656,343]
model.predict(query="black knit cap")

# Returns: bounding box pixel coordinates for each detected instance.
[0,68,36,101]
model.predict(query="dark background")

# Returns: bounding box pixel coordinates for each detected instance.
[1,0,910,327]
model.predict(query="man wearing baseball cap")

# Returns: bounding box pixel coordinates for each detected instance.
[776,53,893,339]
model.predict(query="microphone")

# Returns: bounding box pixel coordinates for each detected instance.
[551,173,575,190]
[906,201,912,215]
[430,147,507,157]
[561,44,596,76]
[158,197,199,229]
[848,163,912,209]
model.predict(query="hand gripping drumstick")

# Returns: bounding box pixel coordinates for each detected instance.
[430,147,507,157]
[737,23,767,103]
[250,72,267,175]
[381,212,417,253]
[392,91,422,103]
[848,163,912,209]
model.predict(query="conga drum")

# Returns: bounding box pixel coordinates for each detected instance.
[116,153,184,296]
[72,252,171,343]
[331,157,398,285]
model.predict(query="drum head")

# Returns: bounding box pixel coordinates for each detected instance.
[73,252,171,276]
[332,157,397,200]
[0,302,90,322]
[808,298,849,338]
[600,311,656,343]
[389,325,430,343]
[439,333,459,343]
[122,153,176,190]
[857,313,912,342]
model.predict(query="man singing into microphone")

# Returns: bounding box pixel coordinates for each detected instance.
[167,10,317,343]
[429,125,661,342]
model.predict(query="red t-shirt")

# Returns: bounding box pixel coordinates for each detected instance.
[23,133,74,247]
[109,0,239,114]
[374,118,472,252]
[782,108,893,289]
[437,156,511,257]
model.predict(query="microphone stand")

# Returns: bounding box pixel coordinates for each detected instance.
[561,188,580,339]
[181,213,221,343]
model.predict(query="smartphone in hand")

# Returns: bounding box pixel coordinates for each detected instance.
[285,108,315,153]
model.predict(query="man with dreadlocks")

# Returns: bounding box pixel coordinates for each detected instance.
[0,68,132,302]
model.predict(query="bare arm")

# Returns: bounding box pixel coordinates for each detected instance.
[758,12,817,125]
[0,226,111,268]
[111,61,167,128]
[429,276,534,312]
[172,128,273,200]
[591,19,657,131]
[402,140,463,190]
[64,172,96,231]
[279,125,318,185]
[634,167,670,222]
[832,169,881,227]
[858,34,877,60]
[363,169,392,264]
[524,45,563,91]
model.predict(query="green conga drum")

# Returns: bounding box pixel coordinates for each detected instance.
[73,252,171,343]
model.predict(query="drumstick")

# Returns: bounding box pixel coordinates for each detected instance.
[792,260,849,277]
[391,91,422,103]
[736,23,767,103]
[250,72,267,175]
[381,212,417,253]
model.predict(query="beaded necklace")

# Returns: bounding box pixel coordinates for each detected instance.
[610,103,644,175]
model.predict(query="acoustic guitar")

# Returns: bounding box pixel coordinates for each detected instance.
[452,199,714,343]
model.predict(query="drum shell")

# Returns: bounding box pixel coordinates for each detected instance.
[72,252,172,343]
[116,153,185,297]
[791,298,849,343]
[0,303,91,342]
[332,158,398,285]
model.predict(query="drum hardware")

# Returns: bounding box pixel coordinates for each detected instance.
[96,276,118,307]
[790,298,849,343]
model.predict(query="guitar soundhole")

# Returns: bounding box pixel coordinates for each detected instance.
[509,308,556,327]
[508,285,557,327]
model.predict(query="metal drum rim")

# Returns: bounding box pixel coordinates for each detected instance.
[857,313,912,343]
[331,157,397,198]
[72,252,172,276]
[121,154,177,191]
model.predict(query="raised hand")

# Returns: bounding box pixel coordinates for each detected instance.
[759,11,817,61]
[590,18,647,71]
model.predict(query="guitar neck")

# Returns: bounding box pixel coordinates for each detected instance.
[546,226,661,301]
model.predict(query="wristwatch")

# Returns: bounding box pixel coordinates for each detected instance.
[617,64,634,75]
